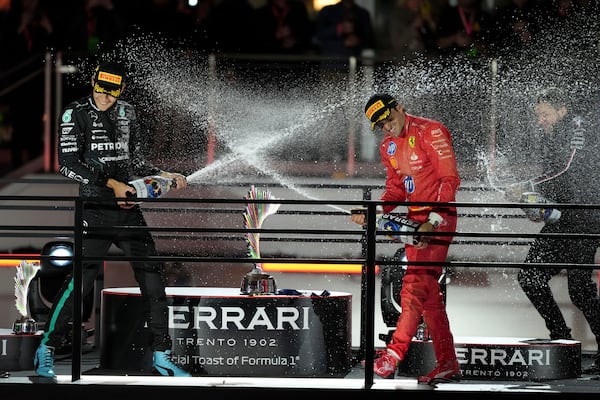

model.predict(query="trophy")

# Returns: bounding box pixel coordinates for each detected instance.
[240,186,280,295]
[13,260,41,334]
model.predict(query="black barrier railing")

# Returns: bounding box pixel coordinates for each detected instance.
[1,183,600,388]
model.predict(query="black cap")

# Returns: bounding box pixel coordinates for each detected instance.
[93,62,125,98]
[364,94,398,130]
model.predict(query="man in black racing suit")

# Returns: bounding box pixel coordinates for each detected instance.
[33,61,191,378]
[507,87,600,374]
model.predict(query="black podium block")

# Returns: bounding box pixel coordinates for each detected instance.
[0,329,43,371]
[100,287,352,377]
[399,336,581,381]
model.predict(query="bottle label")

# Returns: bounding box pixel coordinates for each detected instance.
[520,192,561,224]
[128,176,173,198]
[377,214,421,244]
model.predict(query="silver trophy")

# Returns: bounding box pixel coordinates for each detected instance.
[13,317,38,334]
[240,186,280,295]
[13,260,41,334]
[241,265,277,296]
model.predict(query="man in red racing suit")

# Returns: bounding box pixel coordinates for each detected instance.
[352,93,461,384]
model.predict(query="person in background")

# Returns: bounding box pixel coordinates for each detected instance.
[313,0,375,162]
[33,61,191,378]
[254,0,314,54]
[314,0,375,62]
[351,93,461,384]
[491,0,544,55]
[387,0,441,58]
[435,0,494,58]
[506,86,600,374]
[538,0,584,29]
[201,0,258,53]
[84,0,126,54]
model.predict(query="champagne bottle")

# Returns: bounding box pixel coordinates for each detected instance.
[128,175,177,199]
[377,213,422,244]
[520,192,561,224]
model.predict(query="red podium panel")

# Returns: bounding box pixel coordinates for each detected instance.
[100,287,352,377]
[399,336,581,381]
[0,329,42,371]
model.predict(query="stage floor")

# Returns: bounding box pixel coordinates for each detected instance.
[1,347,600,400]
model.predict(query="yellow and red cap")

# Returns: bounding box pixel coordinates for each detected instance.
[93,62,125,98]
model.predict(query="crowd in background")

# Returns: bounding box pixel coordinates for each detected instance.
[1,0,599,63]
[0,0,598,61]
[0,0,599,172]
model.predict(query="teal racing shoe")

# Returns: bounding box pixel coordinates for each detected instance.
[153,350,191,377]
[34,344,56,378]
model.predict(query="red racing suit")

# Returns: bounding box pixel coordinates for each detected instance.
[379,113,460,366]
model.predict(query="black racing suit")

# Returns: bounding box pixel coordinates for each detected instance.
[42,94,172,352]
[517,112,600,345]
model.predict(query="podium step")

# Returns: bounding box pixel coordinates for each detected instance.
[399,336,581,381]
[0,328,43,371]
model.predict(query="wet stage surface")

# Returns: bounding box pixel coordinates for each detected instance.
[2,347,600,400]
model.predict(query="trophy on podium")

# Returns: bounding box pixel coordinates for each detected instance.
[13,260,41,334]
[240,186,280,295]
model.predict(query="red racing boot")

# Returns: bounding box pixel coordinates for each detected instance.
[417,359,461,385]
[373,349,401,378]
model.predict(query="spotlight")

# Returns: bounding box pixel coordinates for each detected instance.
[41,240,73,272]
[27,240,74,326]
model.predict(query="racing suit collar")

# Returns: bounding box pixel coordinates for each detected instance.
[398,113,412,137]
[88,96,100,111]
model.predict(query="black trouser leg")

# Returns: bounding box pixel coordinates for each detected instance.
[518,266,572,339]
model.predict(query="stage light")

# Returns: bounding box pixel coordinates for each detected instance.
[27,241,75,325]
[313,0,337,12]
[41,240,73,271]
